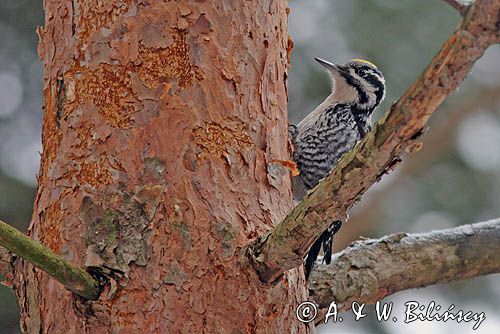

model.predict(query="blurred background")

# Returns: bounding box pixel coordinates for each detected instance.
[0,0,499,333]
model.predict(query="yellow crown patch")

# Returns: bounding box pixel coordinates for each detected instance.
[351,59,378,68]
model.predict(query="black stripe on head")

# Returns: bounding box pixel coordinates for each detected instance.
[338,68,368,104]
[364,73,385,106]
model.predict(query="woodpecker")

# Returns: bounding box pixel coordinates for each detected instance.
[290,58,386,280]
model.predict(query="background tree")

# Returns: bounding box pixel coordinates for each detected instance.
[0,2,500,334]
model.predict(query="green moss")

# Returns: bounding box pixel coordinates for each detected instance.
[142,157,166,180]
[101,210,118,246]
[211,221,238,257]
[172,221,192,248]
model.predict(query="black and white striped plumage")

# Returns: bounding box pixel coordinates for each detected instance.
[290,58,386,280]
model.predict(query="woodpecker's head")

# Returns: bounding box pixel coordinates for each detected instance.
[315,58,386,112]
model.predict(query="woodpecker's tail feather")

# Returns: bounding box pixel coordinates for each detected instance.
[304,221,343,280]
[304,231,325,281]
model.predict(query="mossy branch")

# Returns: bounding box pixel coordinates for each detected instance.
[0,219,101,300]
[248,0,500,282]
[308,219,500,311]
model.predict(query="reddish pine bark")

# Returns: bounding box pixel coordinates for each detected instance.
[14,1,310,333]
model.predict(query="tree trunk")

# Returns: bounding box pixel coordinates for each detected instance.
[14,1,309,333]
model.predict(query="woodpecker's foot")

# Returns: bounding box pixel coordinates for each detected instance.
[288,124,298,151]
[288,124,298,140]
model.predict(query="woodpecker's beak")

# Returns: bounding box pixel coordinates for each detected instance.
[315,58,348,76]
[315,57,336,70]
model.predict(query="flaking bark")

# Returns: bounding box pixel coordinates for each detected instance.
[0,247,12,278]
[14,1,309,333]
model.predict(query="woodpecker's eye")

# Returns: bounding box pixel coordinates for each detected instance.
[358,69,368,78]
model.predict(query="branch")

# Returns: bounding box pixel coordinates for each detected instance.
[248,0,500,282]
[442,0,471,15]
[0,219,101,300]
[308,219,500,311]
[340,85,500,250]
